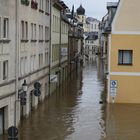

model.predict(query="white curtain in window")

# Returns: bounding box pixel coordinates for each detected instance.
[123,51,132,64]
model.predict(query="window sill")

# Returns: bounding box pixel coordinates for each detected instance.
[3,78,8,81]
[39,9,44,13]
[21,39,29,43]
[39,40,44,42]
[31,39,37,42]
[0,39,11,43]
[118,63,133,66]
[45,40,50,42]
[45,12,50,15]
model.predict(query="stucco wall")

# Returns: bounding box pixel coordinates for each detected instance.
[113,0,140,32]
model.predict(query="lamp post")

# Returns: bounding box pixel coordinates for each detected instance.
[22,80,28,93]
[8,80,28,140]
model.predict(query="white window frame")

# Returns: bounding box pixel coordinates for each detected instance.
[118,50,133,65]
[45,26,49,41]
[45,0,50,13]
[3,18,9,39]
[39,0,43,10]
[3,60,8,80]
[21,21,28,40]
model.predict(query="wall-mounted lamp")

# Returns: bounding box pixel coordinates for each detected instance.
[22,80,28,92]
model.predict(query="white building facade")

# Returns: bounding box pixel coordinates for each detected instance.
[0,0,17,134]
[84,17,100,61]
[19,0,50,120]
[0,0,50,133]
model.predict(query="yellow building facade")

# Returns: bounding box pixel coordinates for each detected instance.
[108,0,140,103]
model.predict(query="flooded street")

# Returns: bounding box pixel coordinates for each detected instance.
[2,57,140,140]
[18,57,106,140]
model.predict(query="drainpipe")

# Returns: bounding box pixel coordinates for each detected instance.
[59,10,62,86]
[48,0,52,96]
[15,0,20,126]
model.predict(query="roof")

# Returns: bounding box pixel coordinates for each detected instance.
[76,4,85,15]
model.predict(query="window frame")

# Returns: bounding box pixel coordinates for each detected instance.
[3,60,8,80]
[118,50,133,65]
[3,18,9,39]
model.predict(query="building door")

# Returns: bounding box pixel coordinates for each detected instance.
[0,108,4,135]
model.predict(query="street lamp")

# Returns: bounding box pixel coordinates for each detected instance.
[22,80,28,92]
[8,80,28,140]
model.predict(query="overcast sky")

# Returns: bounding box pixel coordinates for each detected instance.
[64,0,118,20]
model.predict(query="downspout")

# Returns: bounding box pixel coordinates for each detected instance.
[59,9,62,86]
[15,0,19,126]
[48,0,52,96]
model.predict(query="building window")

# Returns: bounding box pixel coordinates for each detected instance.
[3,18,9,39]
[118,50,133,65]
[21,21,24,39]
[30,55,36,72]
[39,53,43,67]
[34,24,36,40]
[21,0,30,6]
[21,21,28,41]
[45,0,49,14]
[25,21,28,40]
[31,23,36,41]
[45,52,49,65]
[31,23,33,39]
[3,60,8,80]
[39,25,43,41]
[39,0,43,11]
[20,57,24,75]
[45,26,49,41]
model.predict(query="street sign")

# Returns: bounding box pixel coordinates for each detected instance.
[110,89,117,98]
[110,88,117,93]
[110,80,117,88]
[8,126,18,137]
[34,81,41,89]
[110,80,117,98]
[61,47,68,56]
[50,75,58,83]
[34,89,41,97]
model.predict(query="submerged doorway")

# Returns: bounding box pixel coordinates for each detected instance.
[0,108,4,135]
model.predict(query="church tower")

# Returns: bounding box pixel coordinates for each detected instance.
[76,4,87,31]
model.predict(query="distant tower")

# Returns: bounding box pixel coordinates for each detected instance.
[76,4,85,15]
[76,4,87,31]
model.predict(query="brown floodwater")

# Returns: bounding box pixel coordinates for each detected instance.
[2,57,140,140]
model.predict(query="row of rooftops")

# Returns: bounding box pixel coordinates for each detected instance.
[54,0,85,15]
[54,0,119,40]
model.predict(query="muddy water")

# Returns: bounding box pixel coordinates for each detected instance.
[17,58,105,140]
[3,57,140,140]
